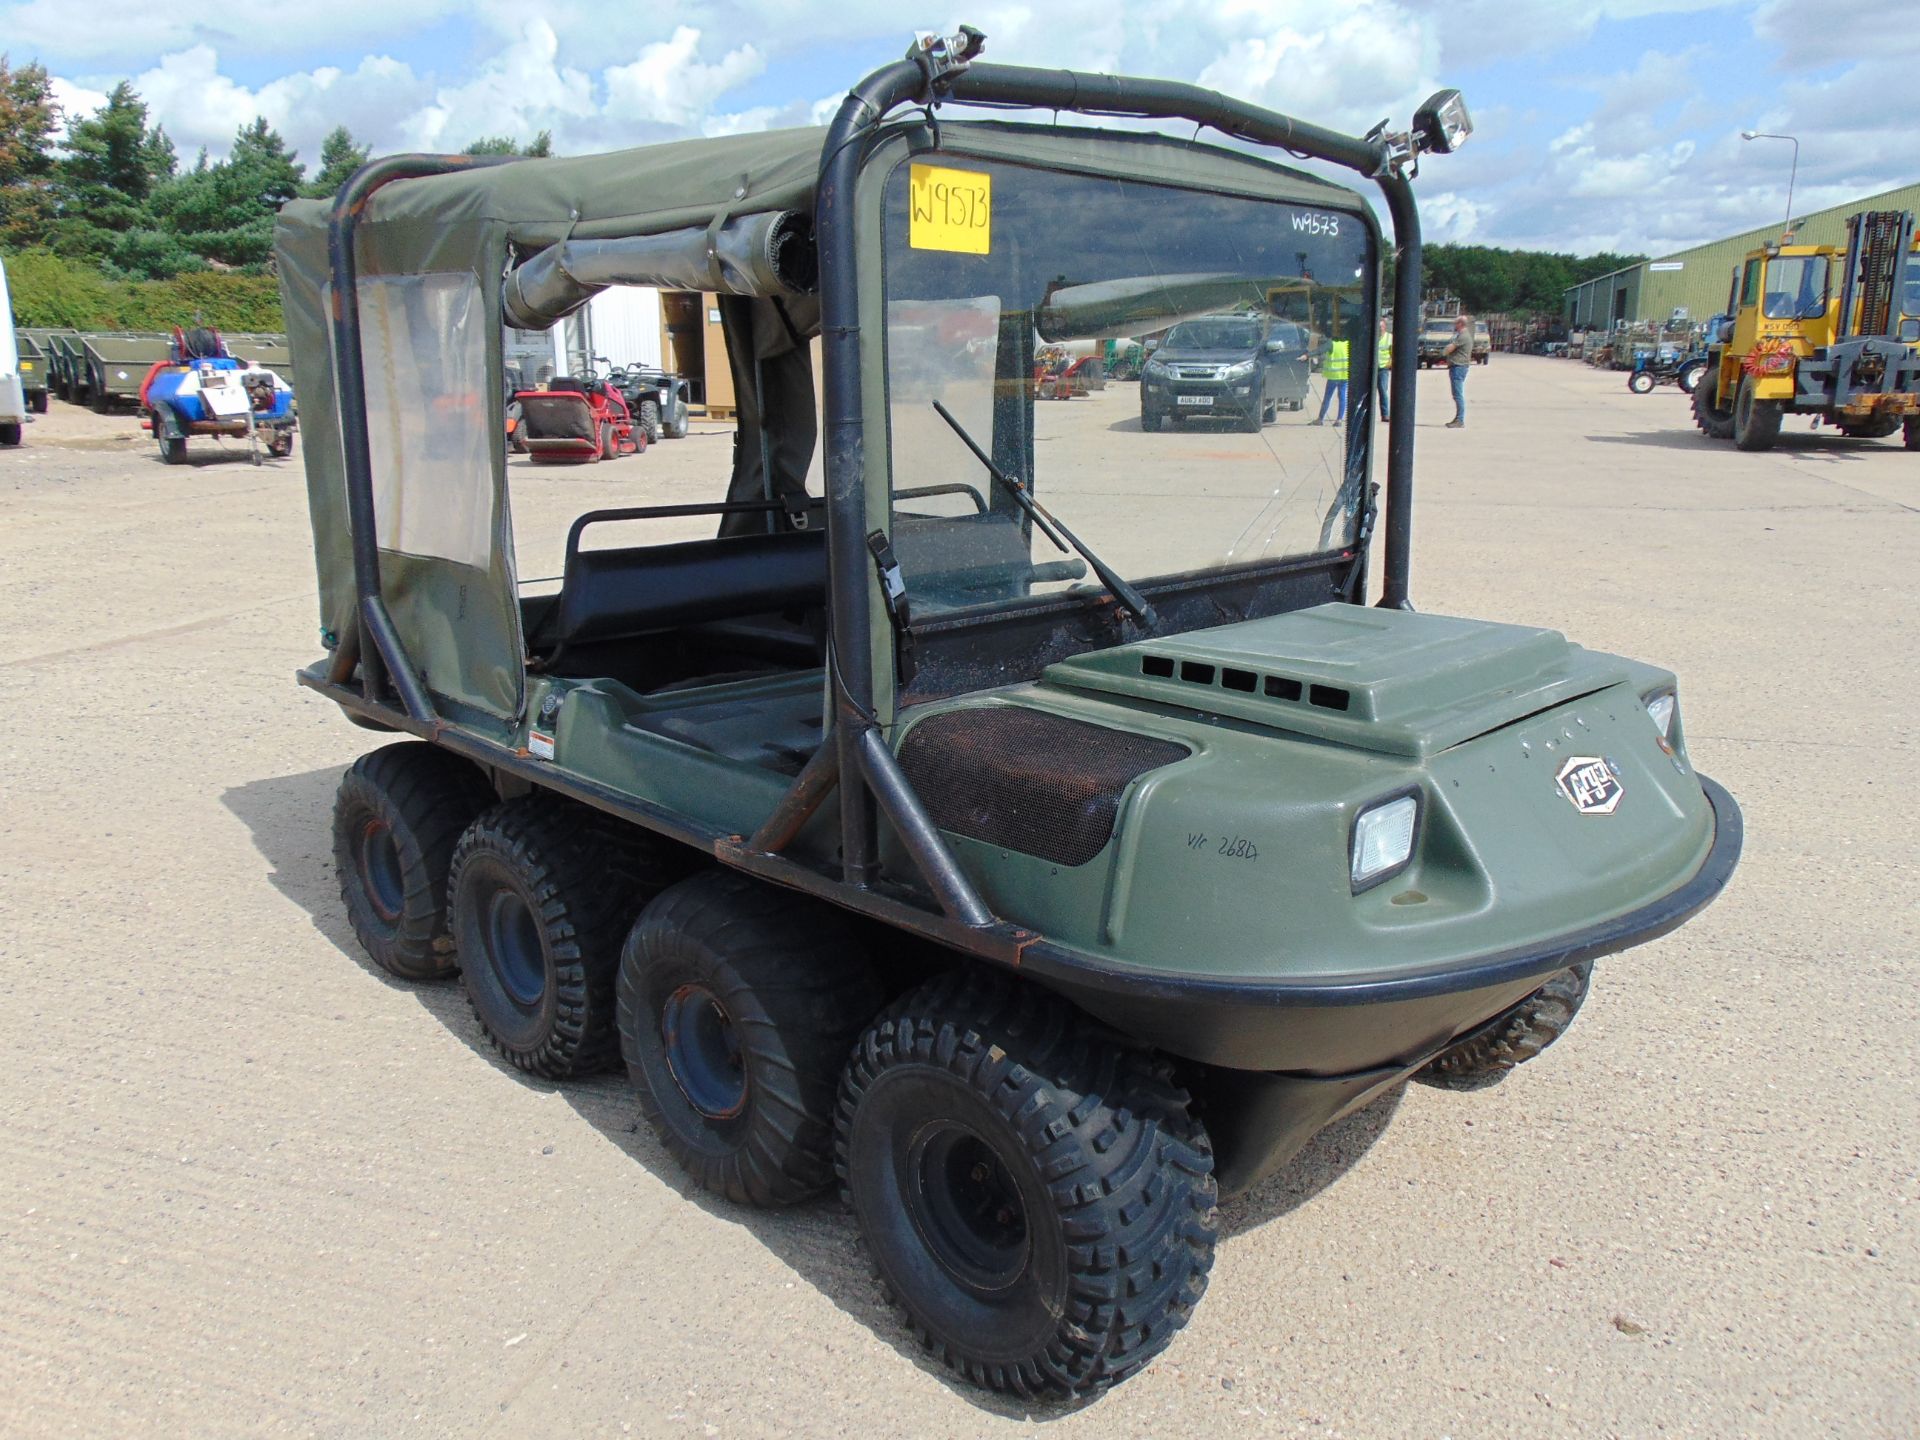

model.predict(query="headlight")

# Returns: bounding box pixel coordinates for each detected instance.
[1144,357,1169,376]
[1644,689,1676,743]
[1351,793,1420,892]
[1223,360,1257,379]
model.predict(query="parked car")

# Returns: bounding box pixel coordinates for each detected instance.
[1417,317,1455,367]
[1139,314,1310,431]
[1472,320,1491,365]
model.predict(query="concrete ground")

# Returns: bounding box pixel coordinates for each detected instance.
[0,358,1914,1438]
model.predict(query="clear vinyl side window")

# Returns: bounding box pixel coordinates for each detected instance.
[356,271,496,569]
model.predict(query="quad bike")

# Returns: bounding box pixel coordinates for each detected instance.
[513,375,646,463]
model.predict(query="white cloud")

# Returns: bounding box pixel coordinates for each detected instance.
[604,27,764,128]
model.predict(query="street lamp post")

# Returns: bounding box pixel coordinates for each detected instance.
[1741,130,1800,237]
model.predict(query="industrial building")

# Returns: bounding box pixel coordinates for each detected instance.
[1562,180,1920,329]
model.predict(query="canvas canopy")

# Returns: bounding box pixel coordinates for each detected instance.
[274,119,1367,724]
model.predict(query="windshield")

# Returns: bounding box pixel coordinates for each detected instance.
[882,154,1371,618]
[1162,318,1261,350]
[1763,254,1828,320]
[1905,252,1920,318]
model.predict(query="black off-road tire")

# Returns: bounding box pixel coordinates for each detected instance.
[332,742,495,981]
[1417,963,1592,1090]
[618,870,882,1206]
[1733,376,1784,452]
[636,398,661,444]
[0,421,19,447]
[1906,416,1920,451]
[838,971,1219,1400]
[31,390,49,414]
[1692,367,1735,440]
[663,406,688,439]
[1139,410,1162,433]
[451,799,680,1078]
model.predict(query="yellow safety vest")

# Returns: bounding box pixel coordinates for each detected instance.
[1378,332,1392,366]
[1324,339,1350,381]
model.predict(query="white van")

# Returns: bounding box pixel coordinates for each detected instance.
[0,254,24,445]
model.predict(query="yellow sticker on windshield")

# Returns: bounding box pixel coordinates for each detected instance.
[909,164,991,254]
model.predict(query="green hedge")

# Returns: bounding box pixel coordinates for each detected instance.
[3,248,283,331]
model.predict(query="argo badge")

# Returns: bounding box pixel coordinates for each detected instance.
[1556,755,1623,815]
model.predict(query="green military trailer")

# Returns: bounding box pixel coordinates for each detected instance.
[224,332,293,380]
[41,329,84,403]
[277,29,1741,1399]
[81,332,172,412]
[16,331,52,413]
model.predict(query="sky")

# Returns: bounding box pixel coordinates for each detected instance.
[11,1,1916,258]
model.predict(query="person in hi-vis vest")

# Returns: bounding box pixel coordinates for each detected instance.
[1376,318,1392,422]
[1312,335,1350,425]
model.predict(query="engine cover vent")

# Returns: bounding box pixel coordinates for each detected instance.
[897,707,1190,868]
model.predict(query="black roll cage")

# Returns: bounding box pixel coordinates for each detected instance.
[318,58,1428,956]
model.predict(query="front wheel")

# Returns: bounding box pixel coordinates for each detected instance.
[1691,367,1735,440]
[1906,416,1920,451]
[838,973,1218,1399]
[1733,376,1784,452]
[1139,410,1161,433]
[0,421,19,447]
[1628,371,1655,395]
[1676,359,1706,394]
[1417,964,1591,1089]
[636,398,661,443]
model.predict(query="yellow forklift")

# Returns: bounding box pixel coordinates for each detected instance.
[1693,209,1920,451]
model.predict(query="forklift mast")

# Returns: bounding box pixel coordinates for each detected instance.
[1836,210,1917,341]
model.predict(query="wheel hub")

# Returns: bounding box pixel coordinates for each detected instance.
[482,888,547,1007]
[662,984,748,1119]
[907,1123,1031,1294]
[357,819,405,924]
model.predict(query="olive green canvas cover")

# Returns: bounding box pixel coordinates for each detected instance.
[274,121,1365,725]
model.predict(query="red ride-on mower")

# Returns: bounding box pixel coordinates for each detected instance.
[513,376,646,463]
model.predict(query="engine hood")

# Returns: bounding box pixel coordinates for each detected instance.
[1042,603,1638,759]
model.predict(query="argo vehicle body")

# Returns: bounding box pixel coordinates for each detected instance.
[278,30,1740,1399]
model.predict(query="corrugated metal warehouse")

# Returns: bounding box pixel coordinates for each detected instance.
[1563,179,1920,328]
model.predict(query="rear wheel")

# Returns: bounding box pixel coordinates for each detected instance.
[332,742,494,981]
[1417,964,1591,1089]
[1676,359,1706,394]
[1627,370,1655,395]
[451,799,679,1078]
[1733,376,1784,452]
[838,972,1219,1399]
[618,870,882,1206]
[1906,416,1920,451]
[1691,367,1735,440]
[30,390,48,414]
[0,421,18,447]
[636,399,661,443]
[663,405,688,439]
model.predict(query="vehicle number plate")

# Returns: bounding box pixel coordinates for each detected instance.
[1177,394,1214,406]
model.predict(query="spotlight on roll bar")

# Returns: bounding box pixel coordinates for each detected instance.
[1413,89,1473,156]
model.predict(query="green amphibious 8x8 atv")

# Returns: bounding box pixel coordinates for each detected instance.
[277,28,1740,1399]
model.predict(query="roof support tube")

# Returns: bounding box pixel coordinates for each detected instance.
[326,152,512,724]
[1376,174,1421,610]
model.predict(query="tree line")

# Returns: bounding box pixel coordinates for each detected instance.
[0,55,550,328]
[1420,243,1646,318]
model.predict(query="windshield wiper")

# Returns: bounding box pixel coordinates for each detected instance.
[930,400,1158,630]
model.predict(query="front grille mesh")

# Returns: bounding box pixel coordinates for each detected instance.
[897,707,1190,868]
